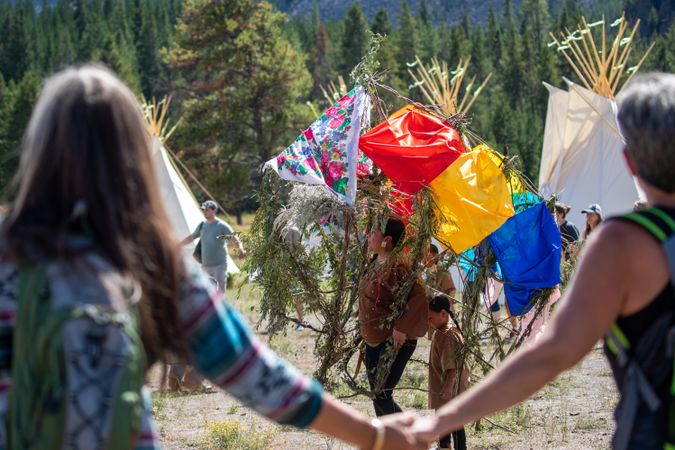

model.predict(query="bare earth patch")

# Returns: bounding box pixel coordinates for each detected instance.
[152,286,617,449]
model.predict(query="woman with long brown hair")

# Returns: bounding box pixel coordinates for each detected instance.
[0,65,424,450]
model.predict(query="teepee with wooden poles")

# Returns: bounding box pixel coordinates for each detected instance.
[539,15,653,227]
[547,14,654,99]
[140,96,240,274]
[407,56,491,116]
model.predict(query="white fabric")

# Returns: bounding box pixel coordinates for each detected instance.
[264,85,370,206]
[345,86,371,205]
[151,141,239,274]
[539,81,641,227]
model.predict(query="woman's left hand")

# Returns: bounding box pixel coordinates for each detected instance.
[392,329,407,347]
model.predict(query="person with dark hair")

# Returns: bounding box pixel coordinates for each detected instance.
[358,217,429,417]
[413,73,675,450]
[554,202,580,260]
[428,294,469,450]
[581,203,603,241]
[0,65,426,450]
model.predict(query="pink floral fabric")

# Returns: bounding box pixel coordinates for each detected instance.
[268,86,370,204]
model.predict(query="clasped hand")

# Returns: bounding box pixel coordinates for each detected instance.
[372,413,437,450]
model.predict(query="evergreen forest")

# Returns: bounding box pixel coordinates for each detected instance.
[0,0,673,217]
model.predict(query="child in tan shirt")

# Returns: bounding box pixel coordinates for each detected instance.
[428,294,470,450]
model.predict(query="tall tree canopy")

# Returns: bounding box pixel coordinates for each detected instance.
[166,0,311,215]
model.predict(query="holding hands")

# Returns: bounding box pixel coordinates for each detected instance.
[411,415,442,445]
[371,413,429,450]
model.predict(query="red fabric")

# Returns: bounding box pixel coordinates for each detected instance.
[387,187,415,219]
[359,110,465,194]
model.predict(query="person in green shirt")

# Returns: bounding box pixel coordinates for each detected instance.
[182,200,245,291]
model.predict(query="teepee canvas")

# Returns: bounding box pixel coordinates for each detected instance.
[540,15,652,226]
[539,80,639,226]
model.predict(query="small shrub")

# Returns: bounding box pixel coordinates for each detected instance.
[203,419,273,450]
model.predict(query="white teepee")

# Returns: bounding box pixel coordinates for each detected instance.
[540,15,653,226]
[539,80,640,227]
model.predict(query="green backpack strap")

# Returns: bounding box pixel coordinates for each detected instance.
[8,267,67,449]
[623,207,675,283]
[608,207,675,450]
[8,264,146,450]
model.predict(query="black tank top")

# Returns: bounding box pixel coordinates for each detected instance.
[602,207,675,448]
[605,282,674,386]
[608,206,675,344]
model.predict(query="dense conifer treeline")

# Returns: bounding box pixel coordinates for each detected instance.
[0,0,673,213]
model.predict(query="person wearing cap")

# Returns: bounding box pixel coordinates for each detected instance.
[412,73,675,450]
[553,202,580,260]
[427,294,470,450]
[581,203,603,241]
[181,200,245,291]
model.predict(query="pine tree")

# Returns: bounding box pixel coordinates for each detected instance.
[371,8,392,42]
[500,0,525,108]
[0,74,12,187]
[340,2,370,77]
[557,0,582,31]
[167,0,311,215]
[644,20,675,72]
[396,0,420,81]
[487,8,503,69]
[0,0,31,81]
[470,27,490,80]
[310,23,336,98]
[371,7,400,88]
[521,0,549,44]
[133,0,163,98]
[417,0,439,59]
[0,70,39,190]
[311,0,320,33]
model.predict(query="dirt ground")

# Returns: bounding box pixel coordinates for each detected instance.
[152,284,618,449]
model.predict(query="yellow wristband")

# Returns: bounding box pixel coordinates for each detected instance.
[370,418,385,450]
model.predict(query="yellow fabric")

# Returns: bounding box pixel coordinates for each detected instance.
[477,144,527,195]
[430,149,515,253]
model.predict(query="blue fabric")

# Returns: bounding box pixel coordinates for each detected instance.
[487,202,561,315]
[458,245,502,282]
[511,191,541,213]
[458,248,477,281]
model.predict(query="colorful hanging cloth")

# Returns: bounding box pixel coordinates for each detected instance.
[487,201,562,315]
[431,150,515,253]
[359,109,464,194]
[266,85,371,205]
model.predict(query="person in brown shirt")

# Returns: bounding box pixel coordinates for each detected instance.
[428,294,469,450]
[358,218,428,416]
[424,244,457,301]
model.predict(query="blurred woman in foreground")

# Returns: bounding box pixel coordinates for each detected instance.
[0,65,425,450]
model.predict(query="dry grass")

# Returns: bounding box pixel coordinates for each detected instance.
[153,282,618,449]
